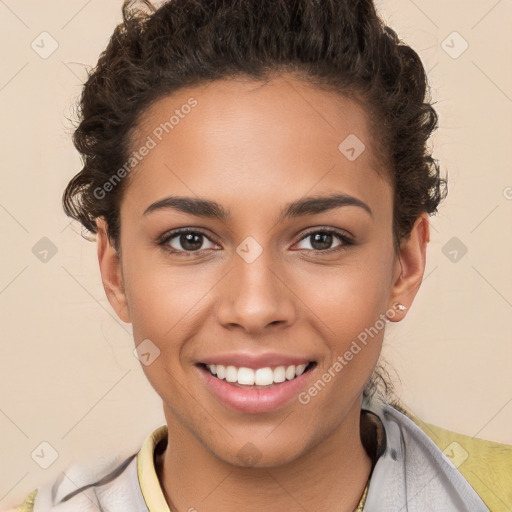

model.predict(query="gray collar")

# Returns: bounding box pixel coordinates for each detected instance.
[361,398,489,512]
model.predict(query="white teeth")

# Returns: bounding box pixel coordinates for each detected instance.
[216,365,226,379]
[273,366,286,383]
[238,367,255,385]
[295,364,307,376]
[206,363,311,386]
[285,365,296,380]
[225,365,238,383]
[255,367,274,386]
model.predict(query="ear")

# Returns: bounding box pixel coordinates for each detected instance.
[387,212,430,322]
[96,217,131,324]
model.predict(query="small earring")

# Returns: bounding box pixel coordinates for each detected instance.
[394,303,407,311]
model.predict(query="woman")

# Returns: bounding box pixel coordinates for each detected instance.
[8,0,511,511]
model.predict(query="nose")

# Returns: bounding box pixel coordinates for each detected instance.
[215,246,297,335]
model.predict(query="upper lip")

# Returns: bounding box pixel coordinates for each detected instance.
[198,352,315,369]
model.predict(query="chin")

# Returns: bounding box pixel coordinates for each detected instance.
[207,430,314,469]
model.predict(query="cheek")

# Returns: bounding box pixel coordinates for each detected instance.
[301,249,393,328]
[123,259,205,407]
[298,250,393,384]
[123,253,214,342]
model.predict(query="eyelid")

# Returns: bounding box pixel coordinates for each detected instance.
[292,227,354,252]
[158,226,354,254]
[159,226,213,241]
[297,226,354,243]
[158,227,219,251]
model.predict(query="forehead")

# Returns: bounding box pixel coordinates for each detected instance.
[123,75,392,220]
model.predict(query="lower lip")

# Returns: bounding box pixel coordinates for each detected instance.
[197,364,315,414]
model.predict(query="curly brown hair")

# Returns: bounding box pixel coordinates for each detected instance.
[63,0,447,405]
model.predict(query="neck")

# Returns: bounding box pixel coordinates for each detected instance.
[157,400,372,512]
[156,401,372,512]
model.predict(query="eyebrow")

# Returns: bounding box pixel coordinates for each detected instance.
[142,192,373,221]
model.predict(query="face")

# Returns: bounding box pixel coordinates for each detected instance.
[97,74,428,467]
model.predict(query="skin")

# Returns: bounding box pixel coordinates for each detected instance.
[96,74,429,512]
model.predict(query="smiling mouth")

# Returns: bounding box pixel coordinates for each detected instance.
[198,361,317,388]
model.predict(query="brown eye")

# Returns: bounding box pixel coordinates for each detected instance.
[160,229,217,254]
[295,229,353,253]
[174,232,204,251]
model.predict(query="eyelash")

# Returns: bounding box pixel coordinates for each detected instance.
[158,227,354,257]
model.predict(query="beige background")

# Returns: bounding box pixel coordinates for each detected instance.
[1,0,511,508]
